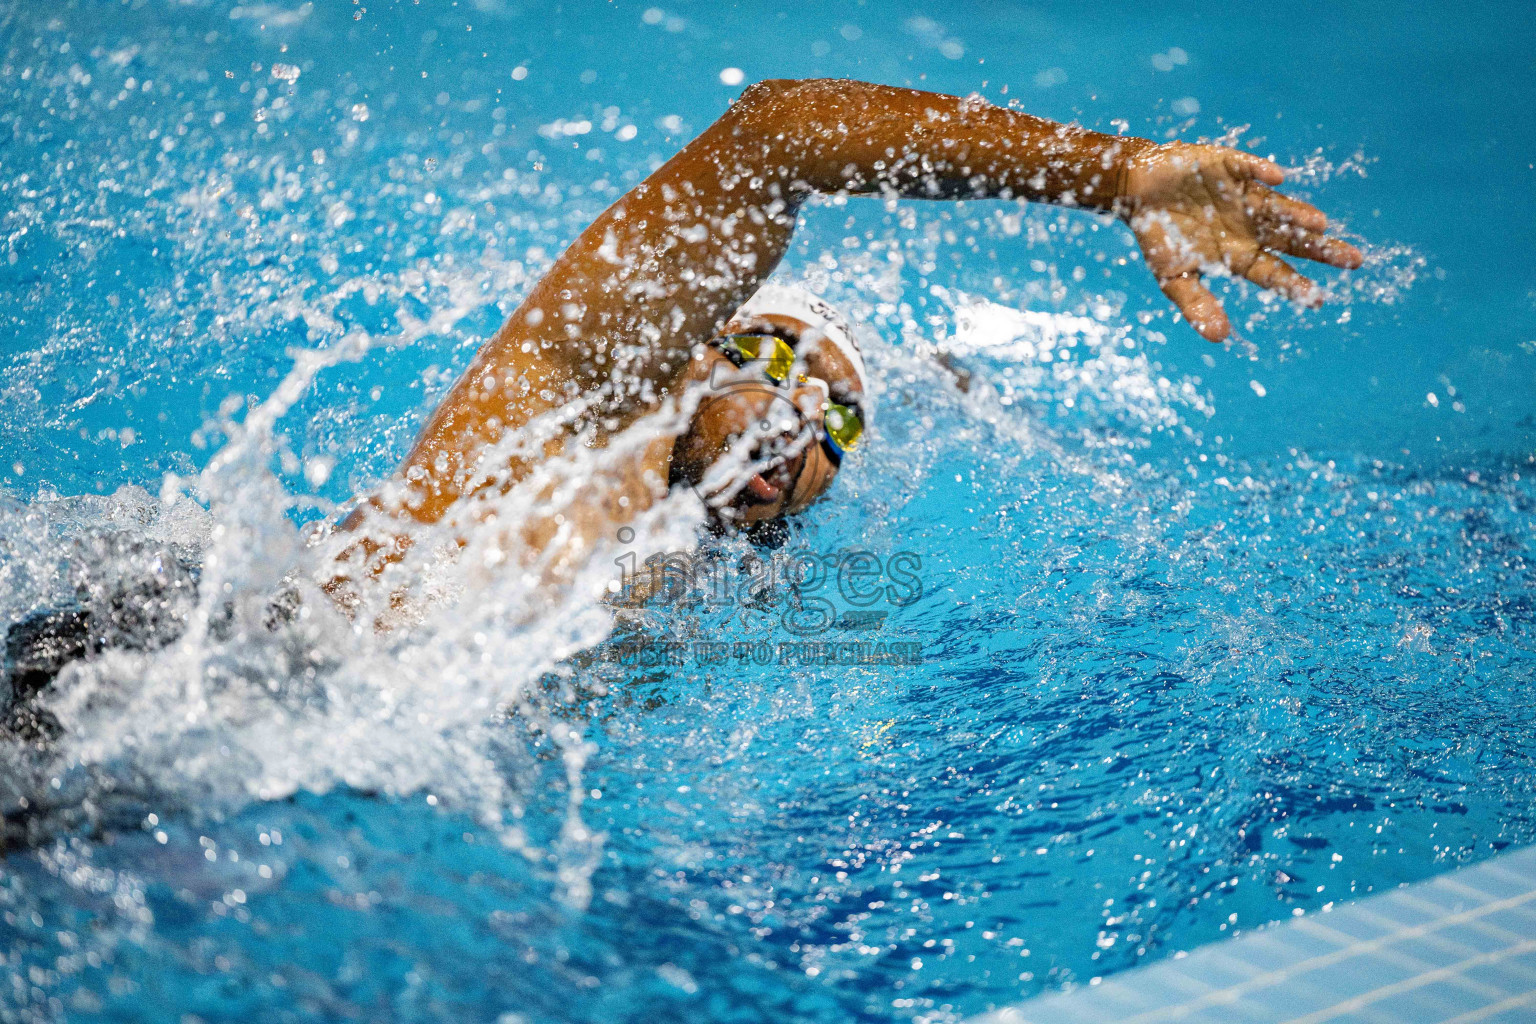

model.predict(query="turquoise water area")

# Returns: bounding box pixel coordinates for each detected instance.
[1,1,1534,1022]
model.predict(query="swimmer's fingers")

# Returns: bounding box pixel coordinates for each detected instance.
[1133,210,1232,341]
[1249,185,1327,233]
[1265,225,1366,270]
[1239,252,1322,308]
[1248,186,1365,269]
[1224,150,1286,187]
[1159,271,1231,342]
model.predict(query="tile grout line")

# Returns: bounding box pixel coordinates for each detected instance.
[1277,938,1536,1024]
[1436,990,1536,1024]
[1101,882,1536,1024]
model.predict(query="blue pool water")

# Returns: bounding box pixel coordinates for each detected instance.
[2,1,1535,1022]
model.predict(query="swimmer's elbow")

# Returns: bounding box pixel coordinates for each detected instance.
[734,77,808,106]
[735,78,796,106]
[729,78,798,127]
[730,77,844,128]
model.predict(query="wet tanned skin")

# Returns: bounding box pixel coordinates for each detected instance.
[669,310,854,528]
[337,78,1363,581]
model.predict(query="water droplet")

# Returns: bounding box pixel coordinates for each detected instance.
[303,457,333,487]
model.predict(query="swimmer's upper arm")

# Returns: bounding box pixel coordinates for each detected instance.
[392,79,1152,523]
[486,79,1148,394]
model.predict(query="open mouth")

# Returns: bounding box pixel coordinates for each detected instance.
[743,471,781,504]
[730,439,803,508]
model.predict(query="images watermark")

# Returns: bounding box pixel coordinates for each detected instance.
[606,540,929,663]
[600,637,924,667]
[611,541,922,631]
[602,343,927,662]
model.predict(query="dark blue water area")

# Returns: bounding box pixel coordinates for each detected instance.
[2,1,1535,1023]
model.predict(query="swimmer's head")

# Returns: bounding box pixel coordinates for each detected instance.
[670,285,869,532]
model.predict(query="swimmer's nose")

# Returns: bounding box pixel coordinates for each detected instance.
[787,380,829,429]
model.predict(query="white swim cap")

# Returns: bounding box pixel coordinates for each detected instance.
[734,284,869,414]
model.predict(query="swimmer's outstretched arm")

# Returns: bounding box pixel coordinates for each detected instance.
[395,78,1362,521]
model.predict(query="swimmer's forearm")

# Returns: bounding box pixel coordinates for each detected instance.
[476,79,1150,396]
[731,78,1155,211]
[486,78,1153,386]
[385,77,1155,511]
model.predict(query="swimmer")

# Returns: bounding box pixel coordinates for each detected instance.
[4,78,1364,701]
[328,77,1363,598]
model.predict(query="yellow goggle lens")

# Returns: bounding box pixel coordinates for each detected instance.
[723,334,797,384]
[823,402,863,453]
[718,333,864,460]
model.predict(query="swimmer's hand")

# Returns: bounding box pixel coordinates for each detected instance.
[1118,142,1364,342]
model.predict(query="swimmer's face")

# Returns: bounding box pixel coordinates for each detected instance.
[671,312,866,530]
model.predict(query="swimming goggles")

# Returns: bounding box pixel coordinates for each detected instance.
[711,333,864,464]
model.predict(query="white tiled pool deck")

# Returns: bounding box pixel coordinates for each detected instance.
[972,845,1536,1024]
